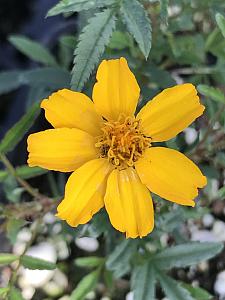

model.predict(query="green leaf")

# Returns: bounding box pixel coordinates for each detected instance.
[216,13,225,38]
[131,263,156,300]
[70,268,100,300]
[0,287,9,297]
[47,0,116,17]
[120,0,152,59]
[160,0,169,25]
[9,35,57,66]
[0,68,70,95]
[8,287,25,300]
[0,71,24,95]
[108,31,133,50]
[71,9,116,91]
[75,256,104,268]
[181,283,213,300]
[24,68,71,88]
[152,242,223,269]
[6,219,26,244]
[0,253,18,265]
[198,84,225,103]
[15,165,47,179]
[0,166,46,183]
[0,102,40,154]
[20,255,57,270]
[157,270,194,300]
[106,239,137,278]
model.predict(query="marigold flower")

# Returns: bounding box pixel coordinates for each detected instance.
[27,57,207,238]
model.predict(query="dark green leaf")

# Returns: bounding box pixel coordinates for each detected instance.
[216,13,225,38]
[157,270,194,300]
[71,9,116,91]
[0,102,40,154]
[131,263,156,300]
[47,0,116,17]
[0,253,18,265]
[9,35,57,66]
[70,268,100,300]
[152,242,224,269]
[198,84,225,103]
[20,255,57,270]
[75,256,104,268]
[106,239,137,278]
[120,0,152,59]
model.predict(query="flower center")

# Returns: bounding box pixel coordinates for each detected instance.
[95,115,151,169]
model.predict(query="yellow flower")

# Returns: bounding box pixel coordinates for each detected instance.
[27,57,207,238]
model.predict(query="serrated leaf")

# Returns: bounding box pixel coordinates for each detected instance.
[8,287,25,300]
[70,268,100,300]
[71,9,116,91]
[6,219,26,244]
[120,0,152,59]
[198,84,225,103]
[47,0,116,17]
[75,256,104,268]
[131,263,156,300]
[157,270,194,300]
[106,239,137,278]
[181,283,213,300]
[9,35,57,66]
[216,13,225,38]
[0,253,18,265]
[0,102,40,154]
[20,255,57,270]
[152,242,223,269]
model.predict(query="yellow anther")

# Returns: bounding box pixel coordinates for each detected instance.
[95,114,151,169]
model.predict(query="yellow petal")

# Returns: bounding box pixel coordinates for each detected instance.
[137,84,205,142]
[135,147,207,206]
[104,167,154,238]
[41,89,102,136]
[27,128,98,172]
[57,159,112,227]
[92,57,140,121]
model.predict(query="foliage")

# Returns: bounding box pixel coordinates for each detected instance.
[0,0,225,299]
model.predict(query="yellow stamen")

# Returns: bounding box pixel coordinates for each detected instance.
[95,115,151,169]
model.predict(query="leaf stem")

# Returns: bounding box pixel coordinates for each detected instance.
[0,153,43,200]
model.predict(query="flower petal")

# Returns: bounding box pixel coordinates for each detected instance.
[27,128,98,172]
[41,89,102,136]
[104,167,154,238]
[137,84,205,142]
[93,57,140,121]
[57,159,112,227]
[135,147,207,206]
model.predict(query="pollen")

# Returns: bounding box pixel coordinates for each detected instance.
[95,115,151,169]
